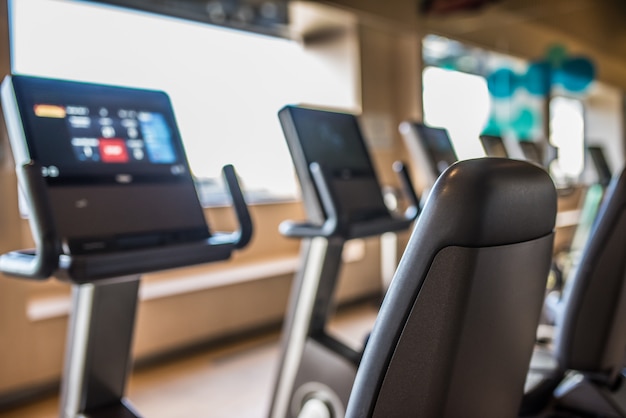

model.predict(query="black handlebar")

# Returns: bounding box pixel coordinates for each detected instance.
[279,162,339,238]
[280,161,420,240]
[1,163,253,282]
[393,161,421,220]
[220,164,254,249]
[0,163,61,279]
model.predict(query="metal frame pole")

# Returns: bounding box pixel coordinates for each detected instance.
[59,275,141,418]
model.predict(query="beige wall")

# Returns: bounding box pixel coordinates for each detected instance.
[0,0,64,396]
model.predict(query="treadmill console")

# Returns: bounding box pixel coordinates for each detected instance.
[279,105,389,224]
[411,123,457,177]
[519,141,543,166]
[480,134,509,158]
[588,145,612,187]
[399,121,458,192]
[2,75,209,255]
[6,76,190,182]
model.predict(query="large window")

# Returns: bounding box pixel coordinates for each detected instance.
[422,35,589,186]
[549,96,585,182]
[422,66,490,160]
[10,0,356,203]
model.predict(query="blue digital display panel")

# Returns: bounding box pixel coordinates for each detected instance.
[139,112,176,164]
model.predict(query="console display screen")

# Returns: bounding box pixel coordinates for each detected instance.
[414,124,457,175]
[480,135,509,158]
[588,146,612,187]
[288,106,374,174]
[12,76,189,185]
[281,105,389,222]
[519,141,542,166]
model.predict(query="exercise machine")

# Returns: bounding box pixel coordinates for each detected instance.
[522,165,626,417]
[398,121,457,199]
[588,145,613,188]
[0,75,252,418]
[269,105,419,418]
[346,158,557,418]
[542,145,613,325]
[479,134,509,158]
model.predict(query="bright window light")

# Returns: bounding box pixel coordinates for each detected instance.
[550,96,585,181]
[10,0,355,201]
[422,66,490,160]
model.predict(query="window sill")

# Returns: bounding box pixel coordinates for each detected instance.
[26,255,301,322]
[195,180,298,208]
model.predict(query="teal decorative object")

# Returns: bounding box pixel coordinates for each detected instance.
[481,115,502,136]
[524,61,551,96]
[487,68,519,98]
[481,43,594,141]
[557,57,595,92]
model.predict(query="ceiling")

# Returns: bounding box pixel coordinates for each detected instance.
[322,0,626,57]
[490,0,626,57]
[401,0,626,88]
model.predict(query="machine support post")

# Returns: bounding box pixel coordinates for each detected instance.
[270,237,345,418]
[60,276,141,418]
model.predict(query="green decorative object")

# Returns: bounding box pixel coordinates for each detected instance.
[546,44,568,68]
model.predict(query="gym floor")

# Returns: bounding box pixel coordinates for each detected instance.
[0,302,379,418]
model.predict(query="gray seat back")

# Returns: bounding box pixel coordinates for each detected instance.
[555,168,626,384]
[345,158,557,418]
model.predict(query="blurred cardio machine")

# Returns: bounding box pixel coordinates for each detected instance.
[480,134,554,169]
[542,145,613,325]
[398,121,458,202]
[0,75,252,418]
[480,134,510,159]
[522,161,626,417]
[269,105,419,418]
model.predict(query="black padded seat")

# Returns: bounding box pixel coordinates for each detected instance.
[522,167,626,417]
[345,158,557,418]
